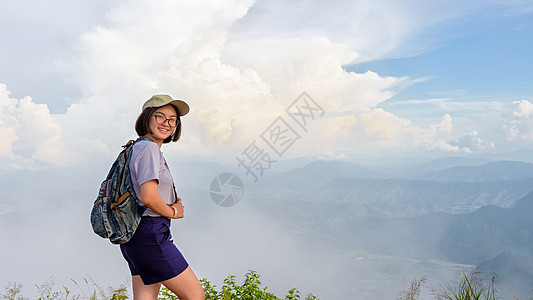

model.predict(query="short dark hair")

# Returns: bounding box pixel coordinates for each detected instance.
[135,105,182,143]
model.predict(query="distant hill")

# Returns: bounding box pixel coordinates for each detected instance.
[251,166,533,218]
[437,191,533,264]
[259,160,392,190]
[475,251,533,300]
[415,161,533,182]
[474,149,533,164]
[250,168,533,264]
[404,156,491,177]
[340,192,533,265]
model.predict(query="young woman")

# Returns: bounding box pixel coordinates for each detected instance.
[120,94,205,300]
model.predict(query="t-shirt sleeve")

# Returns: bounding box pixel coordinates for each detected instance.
[131,143,161,186]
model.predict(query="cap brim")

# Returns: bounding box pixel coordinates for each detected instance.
[170,100,190,116]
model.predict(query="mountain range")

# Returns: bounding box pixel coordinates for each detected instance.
[248,159,533,218]
[414,160,533,182]
[239,159,533,298]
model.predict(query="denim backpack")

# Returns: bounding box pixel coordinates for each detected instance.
[90,137,148,244]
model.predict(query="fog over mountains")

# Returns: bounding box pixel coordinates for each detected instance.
[1,155,533,299]
[243,158,533,298]
[250,159,533,216]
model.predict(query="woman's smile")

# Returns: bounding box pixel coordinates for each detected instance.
[146,104,178,146]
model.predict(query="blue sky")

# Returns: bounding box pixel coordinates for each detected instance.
[1,0,533,170]
[351,13,533,107]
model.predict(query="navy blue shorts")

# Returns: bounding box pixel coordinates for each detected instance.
[120,217,189,285]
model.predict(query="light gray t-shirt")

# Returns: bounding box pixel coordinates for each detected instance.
[129,139,176,217]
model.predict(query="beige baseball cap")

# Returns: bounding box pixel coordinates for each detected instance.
[142,94,190,116]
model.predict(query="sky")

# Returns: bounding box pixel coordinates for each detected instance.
[1,0,533,298]
[1,0,533,171]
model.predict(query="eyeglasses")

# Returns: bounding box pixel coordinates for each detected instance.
[152,113,179,127]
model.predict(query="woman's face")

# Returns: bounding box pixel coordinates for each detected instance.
[146,104,178,145]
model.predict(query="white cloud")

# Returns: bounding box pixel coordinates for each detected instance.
[0,84,70,169]
[316,110,493,154]
[2,0,520,170]
[512,99,533,119]
[228,0,513,62]
[59,0,418,160]
[0,86,18,157]
[43,0,266,161]
[450,131,495,153]
[222,36,408,112]
[503,99,533,141]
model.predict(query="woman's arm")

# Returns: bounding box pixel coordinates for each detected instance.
[139,179,184,219]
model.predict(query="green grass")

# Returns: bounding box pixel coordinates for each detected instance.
[0,270,317,300]
[2,270,529,299]
[397,272,531,300]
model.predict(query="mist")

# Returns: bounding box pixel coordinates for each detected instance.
[1,161,347,298]
[5,154,520,299]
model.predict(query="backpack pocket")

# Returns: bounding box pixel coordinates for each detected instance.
[90,180,110,239]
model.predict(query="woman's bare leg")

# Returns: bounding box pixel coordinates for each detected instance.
[162,266,205,300]
[131,275,161,300]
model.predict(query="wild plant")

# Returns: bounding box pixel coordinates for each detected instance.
[158,270,318,300]
[433,272,497,300]
[1,282,26,300]
[397,276,428,300]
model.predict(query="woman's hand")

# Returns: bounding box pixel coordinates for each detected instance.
[170,197,184,219]
[140,180,184,219]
